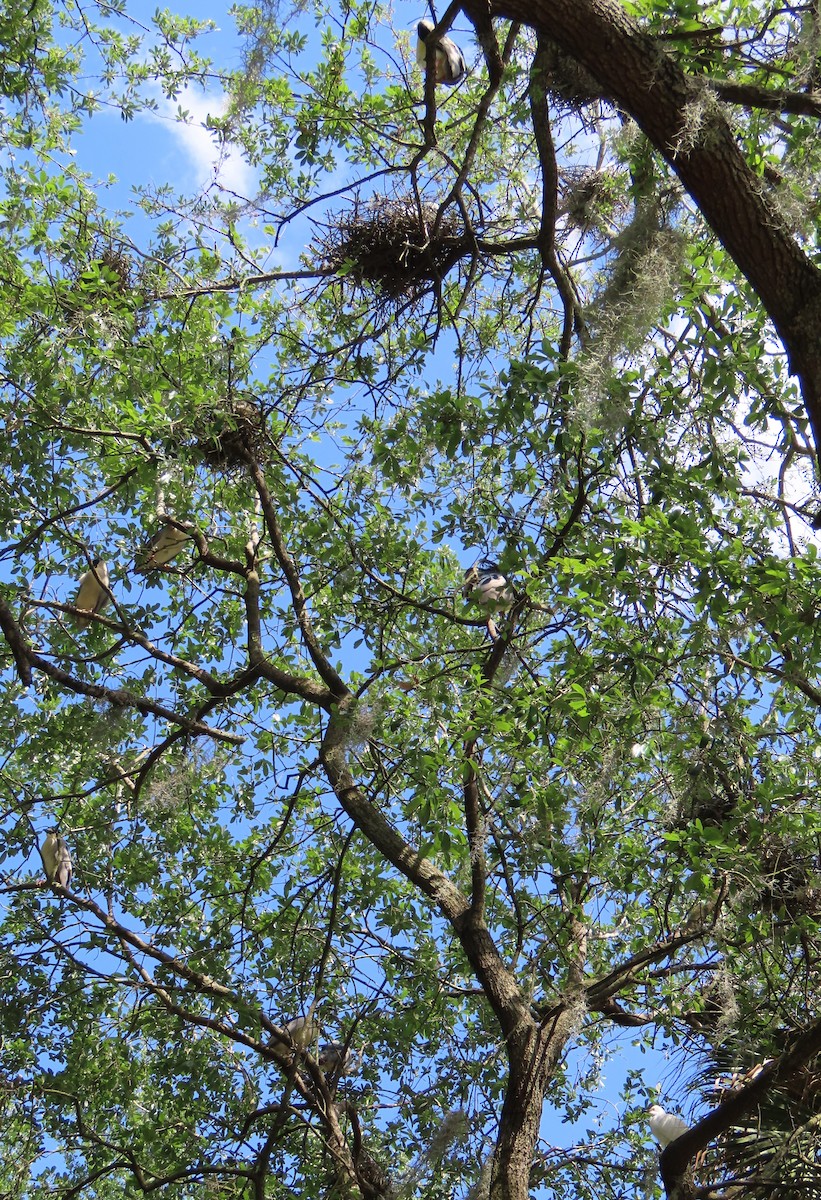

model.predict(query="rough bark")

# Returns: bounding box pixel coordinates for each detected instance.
[465,0,821,462]
[486,1009,582,1200]
[320,707,581,1200]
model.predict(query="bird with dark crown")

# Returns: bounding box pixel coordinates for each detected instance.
[416,19,466,86]
[463,560,513,639]
[136,523,190,573]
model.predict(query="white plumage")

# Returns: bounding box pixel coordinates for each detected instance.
[136,524,190,573]
[463,566,512,608]
[74,558,110,626]
[41,829,73,887]
[284,1015,319,1050]
[647,1104,689,1148]
[41,830,59,879]
[416,19,466,86]
[463,561,513,640]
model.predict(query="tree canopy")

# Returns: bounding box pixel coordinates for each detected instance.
[2,1,821,1198]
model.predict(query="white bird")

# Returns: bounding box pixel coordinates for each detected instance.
[416,19,467,86]
[73,558,110,626]
[463,561,513,639]
[136,524,190,573]
[284,1015,319,1050]
[647,1104,689,1148]
[463,564,512,607]
[41,829,73,887]
[318,1042,361,1075]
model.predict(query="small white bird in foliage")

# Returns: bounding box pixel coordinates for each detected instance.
[647,1104,689,1148]
[136,523,190,573]
[284,1015,319,1050]
[416,19,467,86]
[463,561,513,639]
[41,829,73,887]
[318,1042,362,1075]
[463,563,512,607]
[73,557,110,625]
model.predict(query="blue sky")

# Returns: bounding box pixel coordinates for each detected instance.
[73,14,252,207]
[3,0,714,1182]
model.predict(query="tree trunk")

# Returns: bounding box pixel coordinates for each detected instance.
[487,1007,582,1200]
[470,0,821,459]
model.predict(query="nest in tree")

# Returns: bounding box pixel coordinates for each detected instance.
[561,168,626,234]
[316,197,466,305]
[759,841,821,919]
[61,244,134,320]
[99,245,133,292]
[195,396,268,472]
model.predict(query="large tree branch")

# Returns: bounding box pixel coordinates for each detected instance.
[713,80,821,117]
[2,591,329,737]
[320,704,540,1037]
[320,704,585,1200]
[661,1014,821,1196]
[469,0,821,462]
[26,649,244,744]
[0,593,32,686]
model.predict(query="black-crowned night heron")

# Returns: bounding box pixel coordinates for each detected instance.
[462,561,513,640]
[136,524,190,573]
[318,1042,362,1075]
[73,558,110,625]
[41,829,73,887]
[284,1015,319,1050]
[416,19,466,86]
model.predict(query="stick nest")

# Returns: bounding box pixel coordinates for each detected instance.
[195,396,268,472]
[759,839,821,920]
[316,197,466,304]
[99,245,133,292]
[561,168,627,234]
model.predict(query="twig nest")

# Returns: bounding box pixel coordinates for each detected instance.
[314,195,466,305]
[99,245,133,291]
[561,167,627,234]
[195,396,267,471]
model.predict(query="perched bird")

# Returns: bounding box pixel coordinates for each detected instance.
[463,563,512,607]
[73,558,110,626]
[135,524,190,573]
[463,561,513,640]
[416,19,467,87]
[318,1042,362,1075]
[647,1104,689,1148]
[283,1015,319,1050]
[41,829,73,887]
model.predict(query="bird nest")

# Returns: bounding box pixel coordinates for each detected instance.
[759,841,821,919]
[195,397,268,472]
[561,167,627,234]
[99,245,133,292]
[315,197,466,305]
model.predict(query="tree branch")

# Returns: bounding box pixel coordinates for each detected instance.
[471,0,821,462]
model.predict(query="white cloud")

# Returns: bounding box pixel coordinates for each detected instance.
[152,87,255,197]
